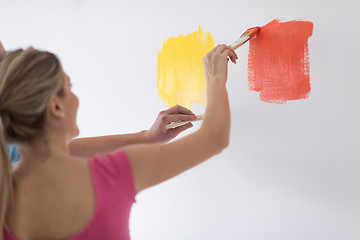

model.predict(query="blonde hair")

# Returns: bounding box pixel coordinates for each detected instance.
[0,47,65,239]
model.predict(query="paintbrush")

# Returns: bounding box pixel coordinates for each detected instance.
[165,27,260,130]
[230,27,260,50]
[166,114,204,129]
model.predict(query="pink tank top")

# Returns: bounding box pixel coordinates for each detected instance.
[3,150,137,240]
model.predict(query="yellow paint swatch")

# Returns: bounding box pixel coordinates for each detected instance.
[157,26,214,109]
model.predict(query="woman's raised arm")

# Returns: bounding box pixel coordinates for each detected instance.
[123,44,237,193]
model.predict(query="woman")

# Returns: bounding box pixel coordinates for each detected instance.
[0,44,237,239]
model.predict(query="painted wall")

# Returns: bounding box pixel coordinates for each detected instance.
[1,0,359,239]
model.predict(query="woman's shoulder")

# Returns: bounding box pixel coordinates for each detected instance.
[88,149,131,177]
[89,149,136,201]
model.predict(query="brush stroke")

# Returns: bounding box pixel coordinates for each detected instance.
[248,19,313,103]
[157,26,214,109]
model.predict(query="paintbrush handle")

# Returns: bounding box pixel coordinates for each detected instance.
[230,36,249,50]
[230,41,245,50]
[166,114,204,129]
[166,121,191,129]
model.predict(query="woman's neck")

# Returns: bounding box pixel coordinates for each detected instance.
[15,133,70,175]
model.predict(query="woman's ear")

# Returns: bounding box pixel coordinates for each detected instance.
[48,95,65,119]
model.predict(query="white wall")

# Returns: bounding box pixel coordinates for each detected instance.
[1,0,359,239]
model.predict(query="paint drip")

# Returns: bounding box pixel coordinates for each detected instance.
[248,19,313,103]
[157,26,214,109]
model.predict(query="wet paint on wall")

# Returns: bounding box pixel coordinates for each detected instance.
[248,19,313,103]
[157,26,214,109]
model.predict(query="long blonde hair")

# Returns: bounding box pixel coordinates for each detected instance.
[0,48,65,239]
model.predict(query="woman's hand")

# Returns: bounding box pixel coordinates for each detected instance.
[202,44,237,84]
[146,105,197,144]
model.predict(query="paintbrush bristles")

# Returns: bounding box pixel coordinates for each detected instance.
[230,27,260,50]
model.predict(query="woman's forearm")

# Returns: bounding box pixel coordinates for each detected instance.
[68,130,150,158]
[201,80,231,150]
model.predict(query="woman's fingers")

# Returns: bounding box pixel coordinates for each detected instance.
[165,104,196,116]
[212,44,238,63]
[208,44,222,55]
[164,114,197,124]
[227,46,238,58]
[222,47,238,64]
[228,46,238,60]
[225,46,237,63]
[213,44,227,56]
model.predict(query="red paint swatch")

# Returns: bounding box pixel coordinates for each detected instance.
[248,19,313,103]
